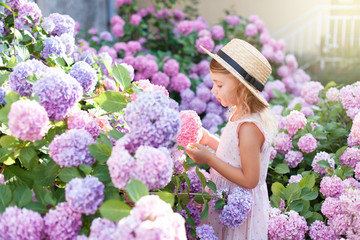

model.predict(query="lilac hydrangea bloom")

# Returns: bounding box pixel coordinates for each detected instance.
[41,36,66,59]
[67,110,100,140]
[196,36,215,54]
[172,149,186,174]
[163,59,179,77]
[18,2,42,27]
[69,61,97,94]
[6,0,26,10]
[196,86,211,102]
[219,187,253,228]
[9,59,48,97]
[44,13,76,36]
[8,99,49,141]
[309,220,337,240]
[88,218,117,240]
[170,73,191,92]
[339,147,360,168]
[44,202,82,240]
[297,133,317,153]
[189,97,207,114]
[65,176,104,215]
[273,132,293,154]
[151,72,170,87]
[288,174,302,184]
[348,133,360,147]
[0,206,44,240]
[320,176,345,198]
[124,91,180,152]
[285,150,303,168]
[49,129,95,167]
[60,33,75,55]
[312,151,335,176]
[196,224,218,240]
[202,113,223,133]
[180,88,195,103]
[328,213,352,236]
[33,68,83,121]
[355,162,360,180]
[0,173,4,184]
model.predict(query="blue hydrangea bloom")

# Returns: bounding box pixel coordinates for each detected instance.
[65,176,105,215]
[0,88,6,105]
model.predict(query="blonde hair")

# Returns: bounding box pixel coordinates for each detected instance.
[210,59,278,141]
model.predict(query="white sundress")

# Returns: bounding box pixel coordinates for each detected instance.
[206,114,272,240]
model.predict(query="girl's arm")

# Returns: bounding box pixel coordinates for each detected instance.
[199,128,220,151]
[187,122,264,189]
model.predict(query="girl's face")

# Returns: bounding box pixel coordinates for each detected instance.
[210,71,240,107]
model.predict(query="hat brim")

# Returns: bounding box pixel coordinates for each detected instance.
[200,45,269,107]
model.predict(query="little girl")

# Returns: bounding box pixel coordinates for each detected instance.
[186,39,278,240]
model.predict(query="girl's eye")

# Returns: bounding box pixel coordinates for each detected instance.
[217,85,222,88]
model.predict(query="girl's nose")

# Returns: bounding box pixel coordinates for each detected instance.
[211,86,216,94]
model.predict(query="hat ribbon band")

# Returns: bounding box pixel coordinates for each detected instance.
[217,50,264,92]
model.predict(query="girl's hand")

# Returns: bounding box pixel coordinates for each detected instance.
[185,143,213,165]
[199,128,210,146]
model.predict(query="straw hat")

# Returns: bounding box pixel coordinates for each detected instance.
[200,39,272,107]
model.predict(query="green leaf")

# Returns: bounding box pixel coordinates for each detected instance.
[0,185,12,212]
[336,146,348,159]
[200,201,209,220]
[14,186,32,207]
[215,199,226,211]
[4,91,19,104]
[289,199,303,212]
[4,165,34,188]
[58,167,82,183]
[99,200,131,221]
[113,63,131,91]
[274,163,290,174]
[156,191,175,207]
[33,160,60,187]
[284,183,301,202]
[6,57,18,68]
[107,129,124,140]
[15,45,30,61]
[206,180,217,193]
[301,188,318,201]
[19,147,38,170]
[126,179,149,203]
[88,143,112,163]
[24,202,48,214]
[195,166,206,190]
[316,160,331,169]
[79,164,92,175]
[0,104,10,123]
[0,3,12,11]
[93,91,127,112]
[341,165,354,178]
[92,165,111,183]
[271,182,286,199]
[101,59,113,77]
[0,135,18,148]
[98,132,113,149]
[104,186,121,201]
[0,71,10,86]
[299,174,315,189]
[324,81,337,91]
[25,74,38,84]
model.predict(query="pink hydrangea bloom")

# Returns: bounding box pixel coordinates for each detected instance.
[130,14,142,26]
[297,133,317,153]
[320,176,345,198]
[326,87,339,102]
[177,20,193,35]
[67,110,100,140]
[270,147,277,162]
[268,209,308,240]
[133,80,169,100]
[351,112,360,141]
[288,174,302,184]
[273,50,285,64]
[151,72,170,88]
[312,151,335,176]
[355,162,360,180]
[285,54,298,70]
[177,110,202,147]
[112,23,124,38]
[8,99,49,141]
[328,213,352,236]
[273,132,293,154]
[321,197,343,219]
[284,110,307,136]
[343,177,360,189]
[173,9,184,21]
[339,85,359,110]
[264,80,286,100]
[244,23,258,37]
[339,188,360,216]
[261,44,274,61]
[301,81,324,105]
[110,15,125,27]
[211,25,224,41]
[285,150,303,168]
[309,220,337,240]
[163,59,179,77]
[339,147,360,168]
[225,15,241,26]
[170,73,191,92]
[196,36,214,54]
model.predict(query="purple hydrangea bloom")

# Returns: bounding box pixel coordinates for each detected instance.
[206,101,223,115]
[320,176,345,198]
[0,206,44,240]
[151,72,170,88]
[245,23,258,37]
[196,224,218,240]
[189,97,207,114]
[8,99,49,141]
[202,113,223,133]
[69,61,97,94]
[288,174,303,184]
[67,110,100,140]
[60,33,75,55]
[172,149,186,174]
[163,59,179,77]
[339,147,360,168]
[219,187,253,228]
[49,129,95,167]
[44,202,82,240]
[196,36,215,54]
[182,167,210,194]
[343,177,360,189]
[196,86,211,102]
[309,220,337,240]
[285,150,303,168]
[0,173,4,184]
[124,91,180,152]
[328,213,352,236]
[203,73,213,88]
[6,0,26,10]
[88,218,117,240]
[268,209,308,240]
[312,151,335,176]
[274,132,293,154]
[44,13,76,36]
[297,133,317,153]
[65,176,104,215]
[41,36,66,59]
[180,88,195,103]
[179,201,202,235]
[18,2,42,27]
[9,59,48,97]
[33,68,83,121]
